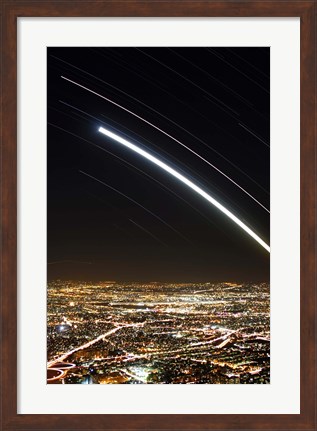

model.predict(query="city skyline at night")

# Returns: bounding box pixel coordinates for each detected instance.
[47,47,270,385]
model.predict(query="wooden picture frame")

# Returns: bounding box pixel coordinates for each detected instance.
[1,1,315,430]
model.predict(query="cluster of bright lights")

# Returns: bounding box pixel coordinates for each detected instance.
[98,126,270,253]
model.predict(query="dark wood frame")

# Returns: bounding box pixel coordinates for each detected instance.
[1,1,316,430]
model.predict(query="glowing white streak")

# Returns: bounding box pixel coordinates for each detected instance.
[98,126,270,253]
[61,76,269,213]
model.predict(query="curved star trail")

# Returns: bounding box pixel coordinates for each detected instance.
[79,169,192,245]
[61,75,269,213]
[98,126,270,253]
[48,120,220,237]
[128,219,168,247]
[61,49,268,194]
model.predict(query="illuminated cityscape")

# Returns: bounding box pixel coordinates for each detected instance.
[47,281,270,384]
[47,48,270,385]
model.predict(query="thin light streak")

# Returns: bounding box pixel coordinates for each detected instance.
[61,76,269,212]
[79,170,191,244]
[129,219,168,247]
[238,122,269,147]
[57,60,267,194]
[136,48,239,117]
[48,121,225,232]
[98,126,270,253]
[48,121,193,244]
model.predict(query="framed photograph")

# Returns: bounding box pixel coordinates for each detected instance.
[1,1,315,430]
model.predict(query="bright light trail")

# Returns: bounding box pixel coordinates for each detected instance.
[61,76,269,213]
[98,126,270,253]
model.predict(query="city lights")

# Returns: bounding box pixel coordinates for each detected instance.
[47,281,270,385]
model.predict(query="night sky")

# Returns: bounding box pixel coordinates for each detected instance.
[47,47,270,282]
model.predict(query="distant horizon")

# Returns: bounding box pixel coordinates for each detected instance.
[48,278,270,284]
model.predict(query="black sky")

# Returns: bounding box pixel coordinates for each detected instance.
[47,47,270,282]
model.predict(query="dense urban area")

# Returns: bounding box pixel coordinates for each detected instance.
[47,281,270,384]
